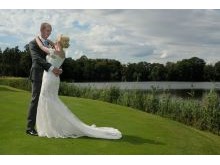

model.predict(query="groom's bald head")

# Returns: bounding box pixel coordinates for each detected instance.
[40,22,52,39]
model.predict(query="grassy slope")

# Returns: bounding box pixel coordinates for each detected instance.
[0,85,220,155]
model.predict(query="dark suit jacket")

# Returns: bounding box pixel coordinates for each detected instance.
[28,38,52,82]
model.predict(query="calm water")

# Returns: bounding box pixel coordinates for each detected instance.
[71,81,220,98]
[72,81,220,90]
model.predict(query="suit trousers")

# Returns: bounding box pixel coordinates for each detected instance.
[26,80,42,131]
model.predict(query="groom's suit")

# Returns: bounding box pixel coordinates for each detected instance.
[26,37,54,131]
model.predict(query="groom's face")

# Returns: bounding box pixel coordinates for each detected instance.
[41,27,52,39]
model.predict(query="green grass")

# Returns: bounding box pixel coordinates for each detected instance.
[1,77,220,136]
[1,85,220,155]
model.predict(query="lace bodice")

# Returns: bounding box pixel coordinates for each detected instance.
[46,48,65,68]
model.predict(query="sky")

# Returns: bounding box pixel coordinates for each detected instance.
[0,9,220,64]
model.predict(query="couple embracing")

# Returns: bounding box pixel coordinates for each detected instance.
[26,22,122,140]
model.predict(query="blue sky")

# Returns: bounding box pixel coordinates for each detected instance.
[0,9,220,64]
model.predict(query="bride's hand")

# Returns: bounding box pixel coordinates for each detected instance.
[59,69,63,74]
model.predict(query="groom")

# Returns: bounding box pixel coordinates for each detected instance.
[26,22,62,136]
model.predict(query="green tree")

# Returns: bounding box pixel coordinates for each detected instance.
[204,64,215,81]
[149,63,166,81]
[176,57,205,81]
[136,62,151,81]
[60,57,75,81]
[165,62,178,81]
[0,48,2,76]
[125,63,137,81]
[215,61,220,81]
[18,44,31,77]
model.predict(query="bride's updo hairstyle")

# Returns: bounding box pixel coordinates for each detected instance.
[57,34,70,48]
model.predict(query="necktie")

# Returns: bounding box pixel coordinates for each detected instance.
[44,40,49,46]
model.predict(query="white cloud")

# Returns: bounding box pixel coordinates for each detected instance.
[0,9,220,64]
[160,51,168,59]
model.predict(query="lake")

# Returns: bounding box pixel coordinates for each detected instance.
[71,81,220,90]
[70,81,220,98]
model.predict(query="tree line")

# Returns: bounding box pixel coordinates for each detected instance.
[0,45,220,82]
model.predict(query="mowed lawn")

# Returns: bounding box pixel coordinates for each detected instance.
[0,85,220,155]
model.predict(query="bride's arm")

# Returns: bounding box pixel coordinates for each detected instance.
[35,37,50,54]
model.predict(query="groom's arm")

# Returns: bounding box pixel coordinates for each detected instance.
[29,41,52,72]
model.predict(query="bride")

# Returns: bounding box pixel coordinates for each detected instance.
[35,35,122,139]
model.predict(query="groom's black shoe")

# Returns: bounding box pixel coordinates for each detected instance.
[26,129,38,136]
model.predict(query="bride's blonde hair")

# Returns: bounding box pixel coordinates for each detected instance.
[57,34,70,48]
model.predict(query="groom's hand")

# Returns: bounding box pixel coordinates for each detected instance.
[52,67,62,77]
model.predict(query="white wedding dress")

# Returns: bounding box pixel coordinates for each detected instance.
[36,49,122,139]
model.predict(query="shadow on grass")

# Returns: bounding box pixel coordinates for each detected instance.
[79,134,165,146]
